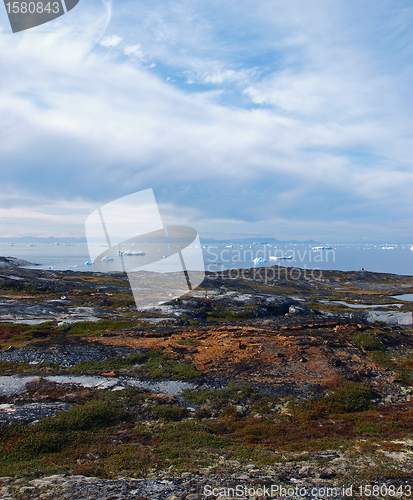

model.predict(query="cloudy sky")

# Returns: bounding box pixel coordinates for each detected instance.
[0,0,413,242]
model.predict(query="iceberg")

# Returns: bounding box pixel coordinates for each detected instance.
[253,257,267,264]
[85,261,93,266]
[101,256,114,262]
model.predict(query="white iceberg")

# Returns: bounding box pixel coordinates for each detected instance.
[253,257,267,264]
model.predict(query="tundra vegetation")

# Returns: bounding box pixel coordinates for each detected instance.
[0,265,412,484]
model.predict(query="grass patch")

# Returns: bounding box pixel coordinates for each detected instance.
[156,419,230,469]
[70,349,202,380]
[0,321,57,344]
[146,350,202,379]
[153,405,189,421]
[0,360,60,375]
[69,352,145,373]
[293,382,374,420]
[36,400,131,432]
[351,331,384,351]
[67,320,134,337]
[183,380,263,406]
[368,351,413,385]
[0,349,201,379]
[205,304,254,322]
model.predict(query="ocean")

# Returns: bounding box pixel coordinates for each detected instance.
[1,242,413,276]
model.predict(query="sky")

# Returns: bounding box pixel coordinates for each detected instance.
[0,0,413,242]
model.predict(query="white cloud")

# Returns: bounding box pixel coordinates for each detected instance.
[123,44,145,59]
[100,35,123,47]
[182,58,257,86]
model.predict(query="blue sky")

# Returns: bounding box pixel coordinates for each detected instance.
[0,0,413,242]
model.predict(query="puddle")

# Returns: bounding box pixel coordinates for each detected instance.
[321,300,403,309]
[0,376,36,396]
[56,316,100,324]
[0,316,100,325]
[392,294,413,302]
[0,375,196,396]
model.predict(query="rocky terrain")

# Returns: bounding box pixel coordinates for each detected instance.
[0,263,412,498]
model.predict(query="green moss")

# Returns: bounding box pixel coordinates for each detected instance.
[70,349,201,380]
[325,382,373,413]
[205,303,254,322]
[36,400,131,432]
[67,319,134,337]
[8,330,33,341]
[145,350,202,379]
[183,380,262,406]
[153,405,189,421]
[368,351,413,385]
[97,387,150,406]
[0,360,60,375]
[176,338,201,347]
[351,331,384,351]
[354,423,381,436]
[70,352,145,373]
[294,382,374,420]
[156,419,230,466]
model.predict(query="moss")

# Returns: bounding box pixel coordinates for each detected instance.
[0,350,201,379]
[145,350,202,379]
[351,331,384,352]
[149,359,201,380]
[183,380,262,406]
[36,400,131,432]
[153,405,189,421]
[156,419,230,464]
[368,351,413,385]
[176,338,201,347]
[70,349,202,380]
[354,423,381,436]
[67,319,134,337]
[70,352,145,373]
[324,382,373,413]
[0,360,60,375]
[293,382,374,420]
[205,303,254,322]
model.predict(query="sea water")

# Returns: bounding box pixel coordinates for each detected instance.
[1,242,413,276]
[202,242,413,276]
